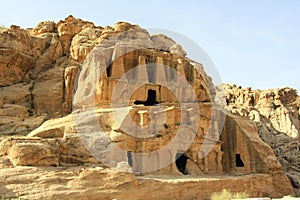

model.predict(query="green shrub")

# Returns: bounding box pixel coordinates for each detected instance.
[211,189,248,200]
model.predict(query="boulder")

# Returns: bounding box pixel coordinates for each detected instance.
[170,44,187,57]
[0,27,35,86]
[70,26,102,62]
[9,141,58,166]
[31,21,56,36]
[56,15,94,55]
[150,34,176,51]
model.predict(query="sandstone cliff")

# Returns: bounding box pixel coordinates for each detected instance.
[219,84,300,138]
[0,16,296,199]
[218,84,300,195]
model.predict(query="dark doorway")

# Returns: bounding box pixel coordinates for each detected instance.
[175,153,188,174]
[134,89,158,106]
[235,154,244,167]
[127,151,133,167]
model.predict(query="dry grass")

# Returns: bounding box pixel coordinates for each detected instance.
[211,189,249,200]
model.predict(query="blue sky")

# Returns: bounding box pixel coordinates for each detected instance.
[1,0,299,92]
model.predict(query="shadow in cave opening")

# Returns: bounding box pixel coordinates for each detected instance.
[134,89,158,106]
[175,153,188,175]
[235,154,244,167]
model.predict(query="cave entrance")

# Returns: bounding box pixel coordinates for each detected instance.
[235,154,244,167]
[127,151,133,167]
[175,153,188,175]
[134,89,158,106]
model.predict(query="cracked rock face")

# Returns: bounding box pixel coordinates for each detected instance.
[0,16,297,199]
[219,84,300,138]
[218,84,300,196]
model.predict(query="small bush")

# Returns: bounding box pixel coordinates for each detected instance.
[211,189,248,200]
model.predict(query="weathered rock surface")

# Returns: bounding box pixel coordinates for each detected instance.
[56,15,95,56]
[0,26,35,86]
[0,166,293,200]
[218,84,300,196]
[0,82,46,135]
[32,57,66,116]
[0,16,297,199]
[151,34,176,51]
[0,108,294,198]
[70,25,103,62]
[219,84,300,138]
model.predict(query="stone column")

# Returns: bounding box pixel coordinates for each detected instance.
[154,57,166,84]
[110,57,125,78]
[137,55,148,83]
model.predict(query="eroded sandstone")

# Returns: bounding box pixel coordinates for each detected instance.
[0,16,297,199]
[217,84,300,196]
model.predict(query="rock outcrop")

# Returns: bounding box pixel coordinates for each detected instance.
[220,84,300,138]
[0,16,296,199]
[0,25,35,86]
[219,84,300,196]
[0,166,292,200]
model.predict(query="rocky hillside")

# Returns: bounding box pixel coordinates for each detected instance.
[219,84,300,195]
[0,16,298,199]
[220,84,300,138]
[0,16,139,135]
[0,15,195,137]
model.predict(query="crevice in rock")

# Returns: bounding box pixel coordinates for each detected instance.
[62,66,67,106]
[127,151,133,167]
[28,80,35,116]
